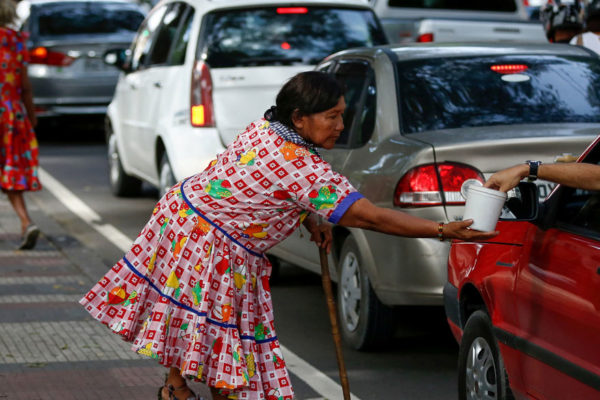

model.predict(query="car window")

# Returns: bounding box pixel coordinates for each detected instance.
[33,2,144,36]
[200,6,387,68]
[130,5,168,71]
[398,55,600,133]
[333,60,376,148]
[555,148,600,237]
[148,2,189,66]
[169,6,194,65]
[387,0,516,12]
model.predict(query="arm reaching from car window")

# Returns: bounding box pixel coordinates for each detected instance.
[338,197,497,241]
[485,163,600,192]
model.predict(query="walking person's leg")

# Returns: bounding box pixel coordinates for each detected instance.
[6,190,32,233]
[6,190,39,249]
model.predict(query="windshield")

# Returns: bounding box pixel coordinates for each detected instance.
[398,55,600,133]
[201,6,387,68]
[387,0,516,12]
[34,2,145,36]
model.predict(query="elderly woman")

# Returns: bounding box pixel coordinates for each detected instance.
[80,71,495,400]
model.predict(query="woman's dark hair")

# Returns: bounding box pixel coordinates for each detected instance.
[264,71,344,128]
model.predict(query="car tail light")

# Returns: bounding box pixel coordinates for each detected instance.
[277,7,308,14]
[417,33,434,42]
[490,64,528,74]
[394,162,484,207]
[29,47,75,66]
[190,60,215,127]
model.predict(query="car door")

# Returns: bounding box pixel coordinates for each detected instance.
[118,4,168,176]
[515,151,600,398]
[130,2,193,179]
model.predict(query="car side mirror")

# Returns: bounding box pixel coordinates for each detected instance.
[103,48,131,72]
[499,181,539,221]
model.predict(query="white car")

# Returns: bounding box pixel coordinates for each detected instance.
[104,0,387,197]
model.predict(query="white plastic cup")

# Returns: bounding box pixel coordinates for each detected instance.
[462,185,507,231]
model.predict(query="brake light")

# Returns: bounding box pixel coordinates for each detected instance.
[417,33,434,42]
[190,60,215,127]
[490,64,528,74]
[277,7,308,14]
[29,47,75,66]
[394,163,484,207]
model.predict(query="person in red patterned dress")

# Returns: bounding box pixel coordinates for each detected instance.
[0,0,41,250]
[80,72,496,400]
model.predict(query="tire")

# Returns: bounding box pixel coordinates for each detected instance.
[158,153,176,198]
[107,128,141,197]
[337,235,393,350]
[458,310,514,400]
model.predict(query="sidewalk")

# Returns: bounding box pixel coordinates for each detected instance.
[0,194,212,399]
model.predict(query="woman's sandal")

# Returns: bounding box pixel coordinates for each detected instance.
[157,383,203,400]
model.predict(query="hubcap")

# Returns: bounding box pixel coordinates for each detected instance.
[339,250,361,332]
[466,337,498,400]
[108,134,120,186]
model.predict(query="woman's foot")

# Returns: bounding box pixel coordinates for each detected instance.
[159,382,198,400]
[18,224,39,250]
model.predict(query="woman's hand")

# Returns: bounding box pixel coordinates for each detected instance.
[442,220,498,241]
[303,214,333,253]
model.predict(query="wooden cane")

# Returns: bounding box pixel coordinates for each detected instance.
[319,245,351,400]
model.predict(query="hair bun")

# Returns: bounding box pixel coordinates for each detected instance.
[264,105,278,121]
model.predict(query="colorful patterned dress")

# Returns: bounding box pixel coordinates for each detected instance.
[80,119,363,399]
[0,28,40,192]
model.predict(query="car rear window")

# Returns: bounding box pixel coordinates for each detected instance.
[398,55,600,133]
[387,0,516,12]
[200,6,387,68]
[34,2,145,36]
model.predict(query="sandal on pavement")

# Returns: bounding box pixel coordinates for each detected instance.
[18,224,40,250]
[158,383,203,400]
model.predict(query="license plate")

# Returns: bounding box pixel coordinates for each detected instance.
[84,58,108,72]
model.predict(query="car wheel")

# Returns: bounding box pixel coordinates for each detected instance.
[159,153,176,198]
[458,310,514,400]
[107,129,141,197]
[337,235,393,350]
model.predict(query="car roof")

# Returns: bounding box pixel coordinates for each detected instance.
[325,42,597,61]
[159,0,372,12]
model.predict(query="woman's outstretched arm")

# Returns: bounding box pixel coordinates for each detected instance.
[338,198,497,241]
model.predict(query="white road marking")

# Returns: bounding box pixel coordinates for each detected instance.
[39,167,132,253]
[38,167,361,400]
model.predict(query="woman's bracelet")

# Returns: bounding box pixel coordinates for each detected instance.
[438,222,445,241]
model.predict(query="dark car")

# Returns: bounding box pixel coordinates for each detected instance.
[18,0,145,119]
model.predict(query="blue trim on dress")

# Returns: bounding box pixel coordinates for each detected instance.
[328,192,364,224]
[121,256,277,343]
[180,179,264,258]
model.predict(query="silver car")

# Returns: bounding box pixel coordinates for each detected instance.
[19,0,145,119]
[268,43,600,350]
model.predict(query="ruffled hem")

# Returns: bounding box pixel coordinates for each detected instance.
[79,253,293,399]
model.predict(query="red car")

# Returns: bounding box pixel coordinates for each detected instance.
[444,137,600,400]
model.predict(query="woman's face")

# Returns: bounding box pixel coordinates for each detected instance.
[293,96,346,149]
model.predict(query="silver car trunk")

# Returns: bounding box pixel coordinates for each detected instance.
[413,123,600,173]
[28,38,132,99]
